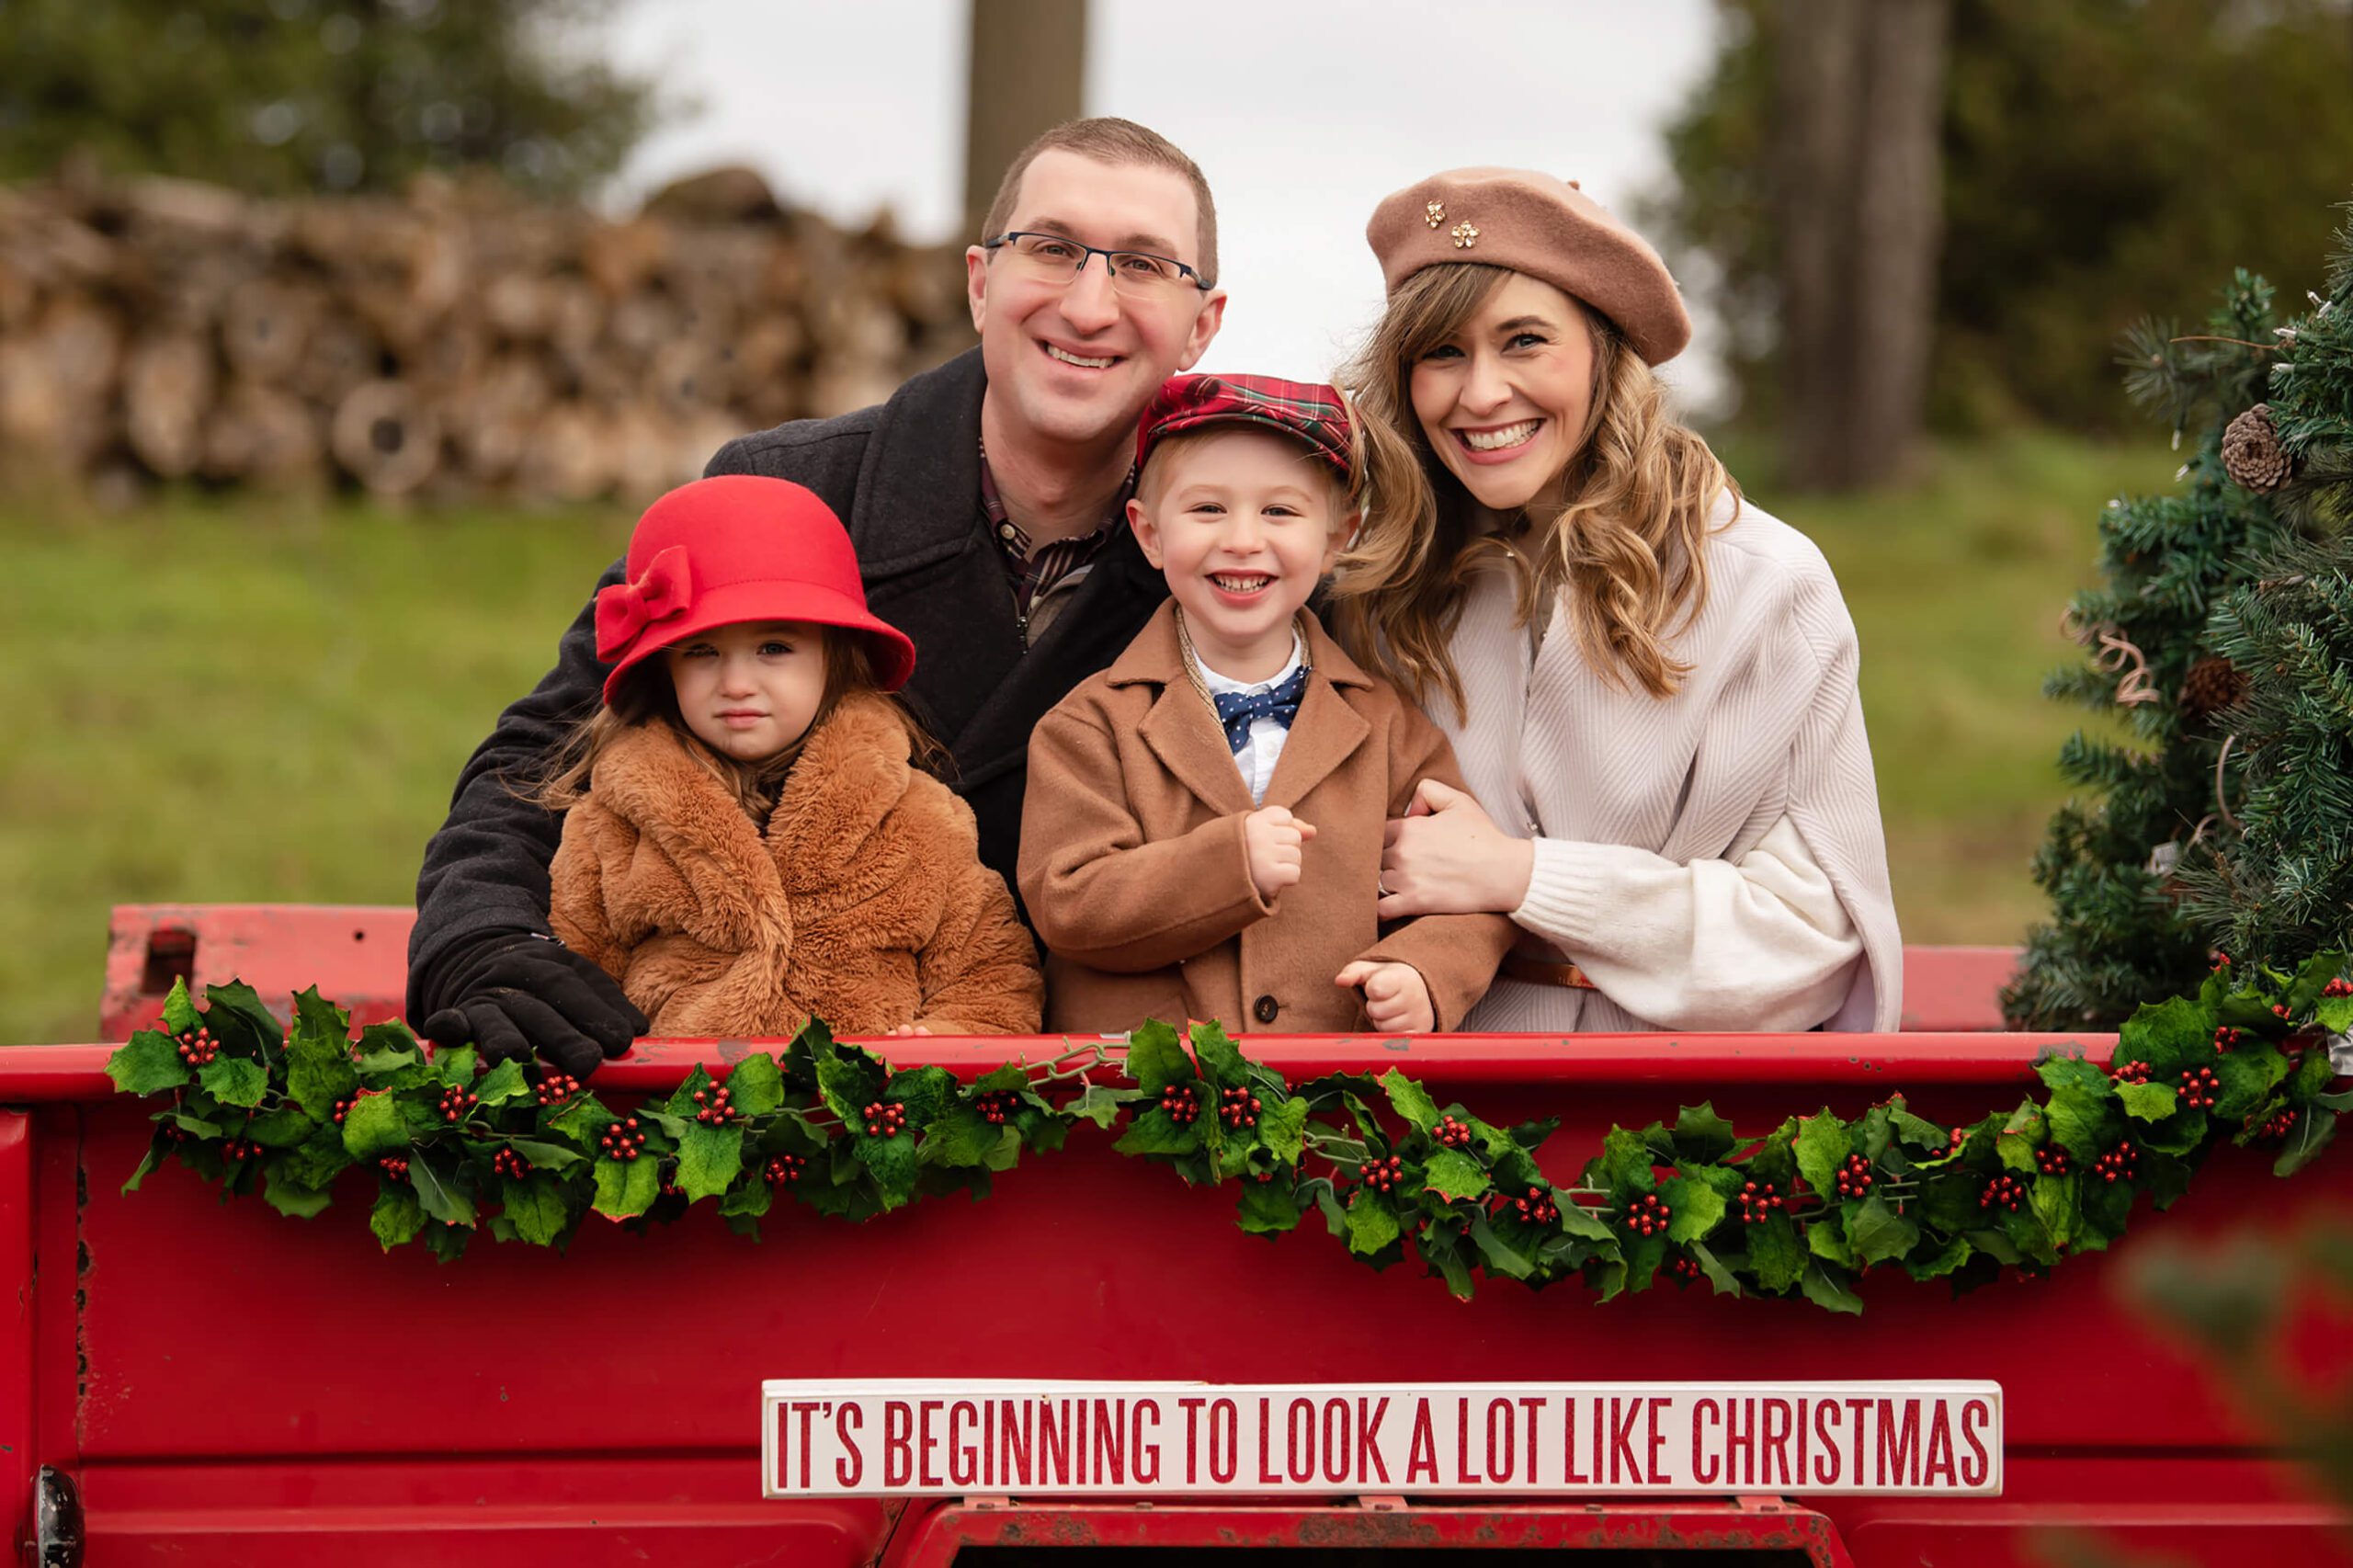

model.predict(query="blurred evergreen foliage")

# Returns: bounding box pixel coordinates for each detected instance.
[1651,0,2353,433]
[0,0,659,199]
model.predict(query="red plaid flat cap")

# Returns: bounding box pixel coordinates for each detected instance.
[1135,373,1353,483]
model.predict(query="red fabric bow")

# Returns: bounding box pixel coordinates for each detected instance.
[594,545,694,659]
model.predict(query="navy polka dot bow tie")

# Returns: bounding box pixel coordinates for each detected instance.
[1211,665,1310,753]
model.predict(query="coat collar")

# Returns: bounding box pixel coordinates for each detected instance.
[845,348,987,574]
[1117,601,1374,814]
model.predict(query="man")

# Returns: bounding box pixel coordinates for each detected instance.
[409,118,1228,1075]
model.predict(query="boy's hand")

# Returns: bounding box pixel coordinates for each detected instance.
[884,1023,933,1038]
[1335,960,1435,1033]
[1244,806,1316,902]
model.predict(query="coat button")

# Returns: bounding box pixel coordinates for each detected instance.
[1253,994,1279,1025]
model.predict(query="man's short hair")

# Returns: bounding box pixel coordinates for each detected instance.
[980,117,1220,287]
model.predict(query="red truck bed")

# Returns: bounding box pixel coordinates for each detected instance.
[6,905,2347,1565]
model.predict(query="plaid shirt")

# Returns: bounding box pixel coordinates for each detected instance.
[979,449,1137,641]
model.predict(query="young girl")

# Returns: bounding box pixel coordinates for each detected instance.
[531,474,1043,1039]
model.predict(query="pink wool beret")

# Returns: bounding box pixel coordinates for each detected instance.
[1366,167,1692,366]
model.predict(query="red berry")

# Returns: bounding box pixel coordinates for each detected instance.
[1978,1174,2028,1212]
[2035,1145,2071,1177]
[1736,1180,1782,1224]
[2111,1059,2152,1085]
[1834,1153,1874,1199]
[2177,1067,2221,1111]
[765,1154,807,1186]
[1436,1115,1474,1149]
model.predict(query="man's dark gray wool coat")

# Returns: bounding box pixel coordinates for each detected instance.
[405,347,1170,1020]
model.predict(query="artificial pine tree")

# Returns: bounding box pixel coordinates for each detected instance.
[2003,273,2295,1028]
[2177,205,2353,968]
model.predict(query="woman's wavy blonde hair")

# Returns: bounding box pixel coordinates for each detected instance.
[1329,262,1738,717]
[517,627,936,823]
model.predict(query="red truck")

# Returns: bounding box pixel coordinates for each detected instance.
[3,903,2347,1565]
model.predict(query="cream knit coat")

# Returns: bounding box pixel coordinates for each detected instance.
[1427,496,1902,1033]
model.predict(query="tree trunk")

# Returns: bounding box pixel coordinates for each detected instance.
[963,0,1090,241]
[1773,0,1949,491]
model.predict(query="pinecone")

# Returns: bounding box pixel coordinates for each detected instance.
[2180,655,2248,722]
[2222,403,2292,492]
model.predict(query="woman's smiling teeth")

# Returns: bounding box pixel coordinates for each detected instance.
[1044,343,1117,369]
[1459,418,1543,451]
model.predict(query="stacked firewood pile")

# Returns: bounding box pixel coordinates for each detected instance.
[0,166,974,502]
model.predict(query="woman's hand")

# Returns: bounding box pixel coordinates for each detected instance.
[1378,778,1534,919]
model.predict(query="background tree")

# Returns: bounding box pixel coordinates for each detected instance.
[1654,0,2353,458]
[0,0,658,199]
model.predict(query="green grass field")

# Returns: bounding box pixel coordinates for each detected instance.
[0,431,2175,1043]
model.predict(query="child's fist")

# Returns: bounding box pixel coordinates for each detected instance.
[1244,806,1317,902]
[1335,960,1435,1033]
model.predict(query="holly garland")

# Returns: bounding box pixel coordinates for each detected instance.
[104,952,2353,1309]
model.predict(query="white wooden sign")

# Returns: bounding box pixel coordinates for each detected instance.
[761,1379,2002,1498]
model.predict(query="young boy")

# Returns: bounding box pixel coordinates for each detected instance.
[1018,374,1514,1034]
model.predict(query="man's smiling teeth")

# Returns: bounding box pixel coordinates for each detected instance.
[1461,419,1541,451]
[1045,344,1116,369]
[1211,574,1271,593]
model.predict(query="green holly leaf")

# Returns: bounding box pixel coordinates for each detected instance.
[592,1154,659,1220]
[408,1156,475,1227]
[1671,1102,1737,1164]
[424,1223,472,1264]
[369,1185,426,1250]
[1188,1020,1248,1088]
[725,1051,788,1116]
[2030,1172,2080,1252]
[431,1044,480,1089]
[284,990,359,1110]
[2287,951,2347,1015]
[503,1138,584,1172]
[1999,1203,2059,1267]
[161,976,200,1037]
[1593,1126,1660,1199]
[2214,1043,2290,1122]
[1123,1019,1193,1095]
[719,1176,773,1221]
[1069,1083,1142,1130]
[1662,1171,1728,1244]
[919,1105,1005,1168]
[1891,1106,1949,1152]
[468,1057,529,1107]
[260,1169,333,1219]
[1843,1193,1918,1267]
[1346,1192,1402,1256]
[1807,1219,1855,1267]
[2120,995,2214,1082]
[340,1093,410,1158]
[280,1124,353,1188]
[1237,1180,1304,1235]
[1113,1107,1200,1158]
[2116,1081,2179,1121]
[1422,1150,1490,1202]
[854,1132,919,1210]
[676,1123,745,1201]
[1421,1231,1476,1299]
[245,1106,316,1147]
[545,1093,615,1150]
[2139,1107,2208,1156]
[1687,1240,1744,1296]
[1799,1260,1864,1315]
[885,1064,957,1129]
[1457,1210,1529,1279]
[1903,1234,1972,1282]
[1257,1096,1309,1164]
[2276,1110,2337,1176]
[1792,1110,1851,1199]
[498,1175,570,1245]
[198,1056,268,1108]
[107,1030,191,1096]
[1746,1213,1805,1292]
[2315,995,2353,1037]
[813,1040,888,1122]
[120,1135,165,1195]
[1379,1069,1440,1133]
[2077,1174,2132,1249]
[201,981,285,1059]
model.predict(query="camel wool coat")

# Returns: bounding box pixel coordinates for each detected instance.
[1019,603,1514,1035]
[549,692,1042,1037]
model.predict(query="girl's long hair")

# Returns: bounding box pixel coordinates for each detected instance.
[519,627,937,822]
[1328,262,1738,717]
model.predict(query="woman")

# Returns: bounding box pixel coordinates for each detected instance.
[1331,167,1901,1032]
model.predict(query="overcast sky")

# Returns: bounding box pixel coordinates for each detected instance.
[601,1,1724,406]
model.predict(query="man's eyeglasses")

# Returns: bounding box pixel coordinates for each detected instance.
[983,232,1211,292]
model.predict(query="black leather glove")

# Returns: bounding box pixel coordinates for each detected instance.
[416,930,647,1082]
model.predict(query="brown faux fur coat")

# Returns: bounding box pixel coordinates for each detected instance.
[548,692,1042,1037]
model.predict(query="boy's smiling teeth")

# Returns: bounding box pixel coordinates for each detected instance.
[1461,419,1541,451]
[1045,344,1116,369]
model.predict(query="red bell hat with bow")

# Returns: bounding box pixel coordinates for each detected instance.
[594,475,916,705]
